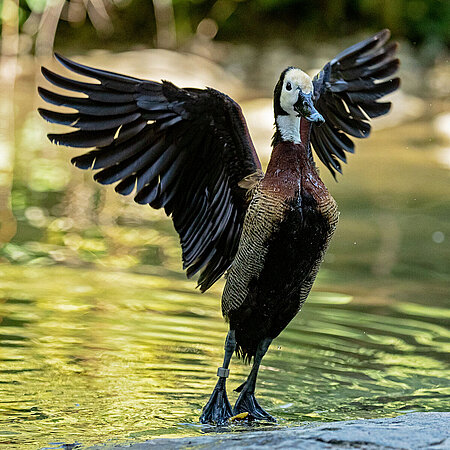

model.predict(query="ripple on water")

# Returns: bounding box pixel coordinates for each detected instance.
[0,265,449,449]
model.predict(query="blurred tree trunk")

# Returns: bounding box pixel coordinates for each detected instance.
[35,0,65,57]
[153,0,177,49]
[0,0,19,244]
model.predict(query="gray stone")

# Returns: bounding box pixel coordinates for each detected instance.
[89,412,450,449]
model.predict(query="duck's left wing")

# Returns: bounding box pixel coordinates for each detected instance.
[311,29,400,177]
[38,54,262,291]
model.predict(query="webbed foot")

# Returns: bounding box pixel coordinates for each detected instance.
[233,385,276,422]
[200,377,233,425]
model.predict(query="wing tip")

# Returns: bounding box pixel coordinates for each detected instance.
[386,77,401,93]
[47,133,63,146]
[54,52,68,67]
[377,28,391,40]
[37,85,48,99]
[37,107,48,121]
[40,65,50,78]
[38,85,64,107]
[389,41,400,52]
[71,154,95,170]
[93,171,116,186]
[40,66,62,92]
[53,52,90,77]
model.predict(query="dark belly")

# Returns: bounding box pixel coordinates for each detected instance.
[228,194,333,361]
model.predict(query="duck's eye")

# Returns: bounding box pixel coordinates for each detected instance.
[286,82,292,91]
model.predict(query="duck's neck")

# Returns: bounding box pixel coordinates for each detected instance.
[263,136,321,200]
[275,115,301,144]
[273,116,313,159]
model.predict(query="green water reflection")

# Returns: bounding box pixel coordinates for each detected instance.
[0,70,449,449]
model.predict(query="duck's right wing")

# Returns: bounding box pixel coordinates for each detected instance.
[38,54,262,291]
[311,29,400,177]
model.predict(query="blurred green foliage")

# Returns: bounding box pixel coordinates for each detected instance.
[221,0,450,46]
[1,0,449,53]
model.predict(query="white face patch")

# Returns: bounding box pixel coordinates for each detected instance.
[279,68,313,116]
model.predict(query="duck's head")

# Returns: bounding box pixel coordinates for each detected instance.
[274,67,324,124]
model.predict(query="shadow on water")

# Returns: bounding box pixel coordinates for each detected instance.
[0,54,449,449]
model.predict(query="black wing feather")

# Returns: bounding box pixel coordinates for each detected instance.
[39,54,261,291]
[312,29,400,176]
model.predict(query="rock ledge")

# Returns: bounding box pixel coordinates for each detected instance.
[90,412,449,449]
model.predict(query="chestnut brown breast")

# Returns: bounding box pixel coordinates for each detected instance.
[222,141,338,321]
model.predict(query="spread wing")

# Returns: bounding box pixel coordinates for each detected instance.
[311,29,400,176]
[38,54,262,291]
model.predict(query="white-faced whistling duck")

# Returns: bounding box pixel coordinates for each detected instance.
[38,29,400,425]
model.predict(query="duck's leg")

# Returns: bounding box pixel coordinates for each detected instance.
[200,330,236,425]
[233,337,275,421]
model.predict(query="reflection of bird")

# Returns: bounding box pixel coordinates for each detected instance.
[39,29,399,424]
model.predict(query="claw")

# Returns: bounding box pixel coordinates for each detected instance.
[229,412,249,422]
[233,388,276,422]
[200,378,233,425]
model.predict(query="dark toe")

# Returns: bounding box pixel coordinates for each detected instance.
[200,386,233,425]
[233,391,276,422]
